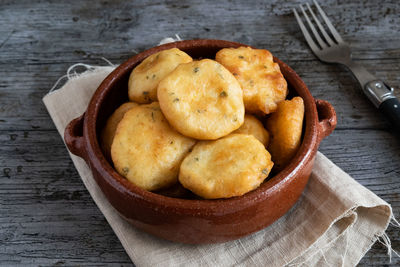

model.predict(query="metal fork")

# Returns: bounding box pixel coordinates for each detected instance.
[293,0,400,132]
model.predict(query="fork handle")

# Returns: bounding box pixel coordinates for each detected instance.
[345,61,396,107]
[345,62,400,132]
[364,80,400,132]
[379,98,400,133]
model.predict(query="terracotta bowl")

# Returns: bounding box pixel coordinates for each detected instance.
[64,39,337,244]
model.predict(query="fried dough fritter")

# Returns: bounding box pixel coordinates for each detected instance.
[266,97,304,171]
[111,102,196,191]
[216,46,288,114]
[179,134,274,199]
[233,114,270,146]
[100,102,138,158]
[157,59,245,140]
[128,48,192,103]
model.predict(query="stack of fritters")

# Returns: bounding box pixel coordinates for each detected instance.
[101,46,304,199]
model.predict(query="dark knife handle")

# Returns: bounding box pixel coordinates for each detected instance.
[379,97,400,132]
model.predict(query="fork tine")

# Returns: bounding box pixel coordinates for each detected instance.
[313,0,344,43]
[293,8,320,53]
[306,3,335,46]
[299,4,327,49]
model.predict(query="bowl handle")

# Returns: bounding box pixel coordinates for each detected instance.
[64,113,88,160]
[315,99,337,142]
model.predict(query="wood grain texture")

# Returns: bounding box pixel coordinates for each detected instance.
[0,0,399,266]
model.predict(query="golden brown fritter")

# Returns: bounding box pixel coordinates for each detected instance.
[216,46,287,114]
[111,102,196,191]
[179,134,273,199]
[266,97,304,170]
[233,114,270,146]
[128,48,192,103]
[158,59,245,140]
[100,102,138,158]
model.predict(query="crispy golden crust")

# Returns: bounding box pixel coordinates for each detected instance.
[128,48,192,103]
[179,134,273,199]
[215,46,288,114]
[111,102,196,191]
[100,102,138,158]
[233,114,270,146]
[158,59,245,140]
[266,97,304,171]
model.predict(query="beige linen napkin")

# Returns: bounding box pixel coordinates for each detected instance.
[43,65,394,267]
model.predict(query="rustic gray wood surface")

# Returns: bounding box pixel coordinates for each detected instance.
[1,0,399,266]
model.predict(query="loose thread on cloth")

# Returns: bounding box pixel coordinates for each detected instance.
[377,215,400,263]
[390,213,400,228]
[377,233,400,262]
[158,34,182,45]
[48,58,116,95]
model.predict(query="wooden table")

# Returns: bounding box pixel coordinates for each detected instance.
[1,0,399,265]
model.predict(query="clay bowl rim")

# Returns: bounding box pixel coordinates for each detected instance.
[84,39,319,214]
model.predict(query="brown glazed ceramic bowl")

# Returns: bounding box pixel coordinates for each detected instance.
[64,39,337,244]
